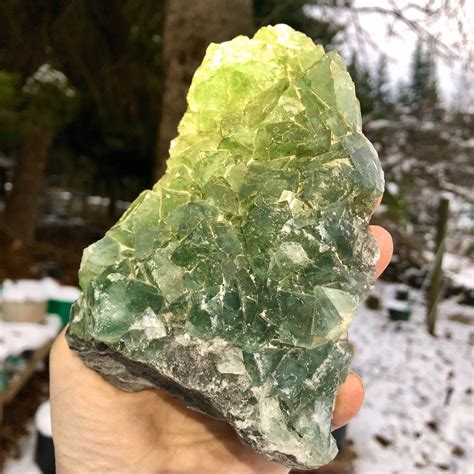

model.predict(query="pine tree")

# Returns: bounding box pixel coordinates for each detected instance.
[424,45,439,109]
[347,52,374,117]
[373,54,391,111]
[397,80,412,109]
[411,39,425,108]
[410,38,439,112]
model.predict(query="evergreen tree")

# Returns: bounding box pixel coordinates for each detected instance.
[347,52,374,117]
[424,45,439,109]
[410,38,439,112]
[397,80,412,109]
[373,54,391,111]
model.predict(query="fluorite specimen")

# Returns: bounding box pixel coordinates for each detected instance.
[67,24,383,469]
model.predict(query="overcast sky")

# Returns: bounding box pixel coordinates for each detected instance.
[310,0,474,104]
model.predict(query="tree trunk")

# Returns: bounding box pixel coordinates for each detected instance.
[5,129,53,244]
[154,0,253,180]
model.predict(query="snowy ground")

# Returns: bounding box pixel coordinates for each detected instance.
[4,426,41,474]
[349,281,474,474]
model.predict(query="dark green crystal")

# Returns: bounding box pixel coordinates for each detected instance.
[67,24,383,469]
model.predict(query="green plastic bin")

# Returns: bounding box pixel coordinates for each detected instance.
[47,299,74,327]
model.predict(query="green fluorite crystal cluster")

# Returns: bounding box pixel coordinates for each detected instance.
[67,24,383,469]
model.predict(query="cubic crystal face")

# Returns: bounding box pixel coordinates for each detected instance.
[67,24,384,469]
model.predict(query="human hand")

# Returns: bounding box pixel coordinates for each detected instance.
[50,225,392,474]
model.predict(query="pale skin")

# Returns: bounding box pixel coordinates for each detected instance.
[50,224,393,474]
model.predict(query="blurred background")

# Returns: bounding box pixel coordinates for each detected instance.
[0,1,472,473]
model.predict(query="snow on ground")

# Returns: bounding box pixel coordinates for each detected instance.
[3,404,52,474]
[4,425,41,474]
[444,254,474,291]
[1,278,80,302]
[0,315,61,360]
[349,281,474,474]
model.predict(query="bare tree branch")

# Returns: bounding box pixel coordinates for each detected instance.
[309,0,472,61]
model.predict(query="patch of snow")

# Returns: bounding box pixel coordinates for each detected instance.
[420,121,436,131]
[35,401,52,437]
[368,119,393,130]
[386,182,399,196]
[87,195,110,206]
[460,137,474,148]
[349,281,474,473]
[444,254,474,290]
[23,63,75,98]
[386,299,410,311]
[3,425,41,474]
[0,315,61,360]
[1,278,80,302]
